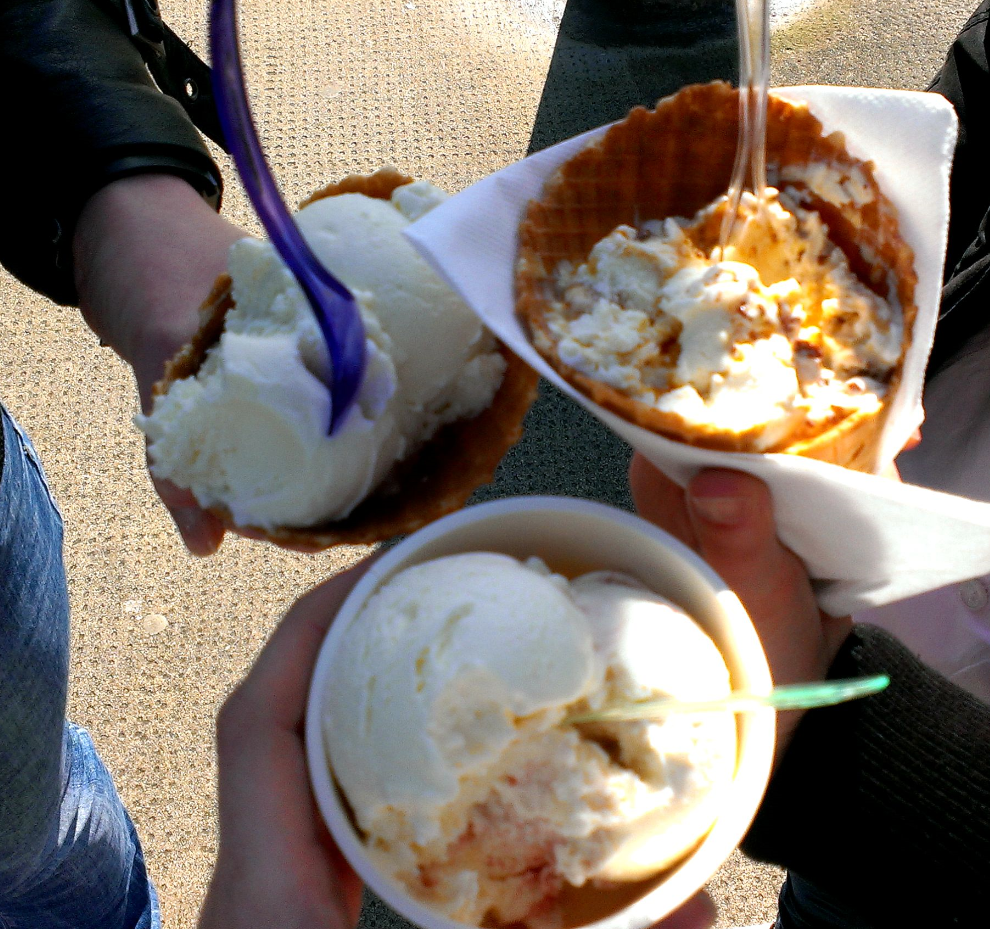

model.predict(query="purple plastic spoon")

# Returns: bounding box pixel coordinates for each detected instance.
[210,0,365,433]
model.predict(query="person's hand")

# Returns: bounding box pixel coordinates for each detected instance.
[629,454,852,758]
[195,545,714,929]
[881,426,922,481]
[197,558,374,929]
[650,892,717,929]
[73,174,249,555]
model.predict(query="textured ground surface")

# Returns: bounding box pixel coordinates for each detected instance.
[0,0,974,926]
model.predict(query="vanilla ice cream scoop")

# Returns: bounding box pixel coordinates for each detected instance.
[136,180,506,530]
[323,553,737,929]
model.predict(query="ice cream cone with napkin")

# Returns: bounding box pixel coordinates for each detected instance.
[516,82,916,473]
[404,82,990,616]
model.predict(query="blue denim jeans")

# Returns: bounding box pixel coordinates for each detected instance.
[0,405,160,928]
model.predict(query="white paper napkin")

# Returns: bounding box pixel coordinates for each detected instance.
[404,86,983,616]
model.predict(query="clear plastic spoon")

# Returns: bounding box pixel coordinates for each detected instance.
[564,675,890,725]
[719,0,772,253]
[210,0,365,433]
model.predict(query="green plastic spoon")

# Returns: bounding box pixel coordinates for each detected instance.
[565,675,890,725]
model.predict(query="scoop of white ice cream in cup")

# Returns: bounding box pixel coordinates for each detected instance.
[305,496,774,929]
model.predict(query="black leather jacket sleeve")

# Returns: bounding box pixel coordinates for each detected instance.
[0,0,223,305]
[742,624,990,927]
[925,0,989,378]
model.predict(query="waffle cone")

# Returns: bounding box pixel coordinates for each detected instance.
[517,82,917,472]
[154,167,537,551]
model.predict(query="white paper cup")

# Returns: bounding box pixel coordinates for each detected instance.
[306,496,775,929]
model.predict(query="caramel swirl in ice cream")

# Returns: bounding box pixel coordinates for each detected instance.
[543,187,902,452]
[323,554,737,929]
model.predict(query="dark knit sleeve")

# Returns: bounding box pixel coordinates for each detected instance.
[741,624,990,926]
[0,0,223,305]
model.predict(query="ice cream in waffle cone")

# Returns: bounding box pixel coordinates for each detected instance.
[516,82,917,472]
[144,168,537,552]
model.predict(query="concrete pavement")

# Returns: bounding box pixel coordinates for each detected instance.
[0,0,975,925]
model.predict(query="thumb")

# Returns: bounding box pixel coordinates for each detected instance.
[684,469,789,602]
[153,476,226,556]
[684,469,844,693]
[169,501,226,557]
[653,891,716,929]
